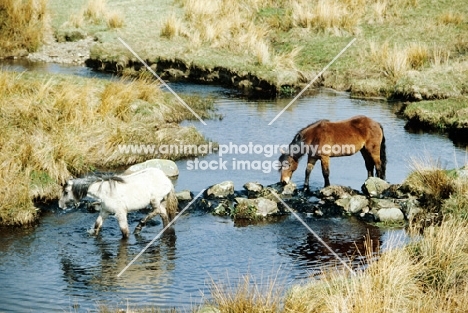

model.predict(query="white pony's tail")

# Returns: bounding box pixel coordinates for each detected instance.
[165,187,178,222]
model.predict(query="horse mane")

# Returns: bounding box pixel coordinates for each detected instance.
[69,173,125,200]
[278,119,330,171]
[297,119,329,135]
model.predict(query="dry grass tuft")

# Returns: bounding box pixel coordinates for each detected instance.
[106,11,125,29]
[64,0,124,30]
[0,0,49,55]
[367,41,409,80]
[408,219,468,293]
[406,42,429,69]
[291,0,360,35]
[437,11,465,26]
[405,157,454,202]
[365,41,453,80]
[208,274,282,313]
[160,13,185,39]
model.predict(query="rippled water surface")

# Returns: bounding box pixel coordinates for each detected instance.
[0,62,467,312]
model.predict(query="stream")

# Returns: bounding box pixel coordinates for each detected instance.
[0,60,467,312]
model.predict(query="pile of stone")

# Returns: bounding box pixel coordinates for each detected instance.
[176,177,423,225]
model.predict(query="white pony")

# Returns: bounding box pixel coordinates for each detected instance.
[58,168,178,238]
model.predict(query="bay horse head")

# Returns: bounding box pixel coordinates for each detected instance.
[278,147,299,185]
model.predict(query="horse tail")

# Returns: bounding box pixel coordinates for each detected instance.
[165,187,179,222]
[379,124,387,180]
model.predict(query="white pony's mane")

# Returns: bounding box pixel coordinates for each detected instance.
[69,173,124,200]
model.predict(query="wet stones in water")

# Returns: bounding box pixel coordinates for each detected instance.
[191,177,428,225]
[205,181,235,199]
[335,195,369,214]
[281,182,297,196]
[176,190,193,201]
[235,197,278,217]
[243,182,263,198]
[320,185,358,200]
[398,197,422,222]
[361,177,390,197]
[374,207,405,222]
[125,159,179,178]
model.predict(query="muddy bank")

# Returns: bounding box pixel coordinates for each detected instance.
[398,99,468,146]
[84,57,287,96]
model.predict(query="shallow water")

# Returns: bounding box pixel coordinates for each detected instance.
[0,61,466,312]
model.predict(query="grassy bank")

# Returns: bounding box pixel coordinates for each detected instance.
[0,70,213,226]
[44,0,468,97]
[403,98,468,130]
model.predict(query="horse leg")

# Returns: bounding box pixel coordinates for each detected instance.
[320,156,331,187]
[116,212,130,239]
[360,148,375,177]
[94,211,109,236]
[365,145,383,179]
[304,156,318,192]
[134,199,166,234]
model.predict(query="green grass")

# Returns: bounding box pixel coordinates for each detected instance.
[44,0,468,98]
[404,98,468,129]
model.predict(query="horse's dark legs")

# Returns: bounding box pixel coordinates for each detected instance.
[360,149,375,177]
[362,146,384,179]
[320,156,331,187]
[94,211,109,236]
[304,157,318,191]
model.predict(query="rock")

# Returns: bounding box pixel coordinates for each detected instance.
[27,36,94,65]
[374,208,405,222]
[235,197,278,216]
[381,184,406,198]
[359,212,377,223]
[370,198,399,210]
[238,79,253,89]
[176,190,192,201]
[281,182,297,196]
[320,185,354,200]
[369,191,405,223]
[335,195,368,214]
[206,181,235,198]
[348,195,369,214]
[265,183,283,194]
[362,177,390,197]
[335,197,350,210]
[398,197,422,221]
[243,182,263,193]
[213,202,230,215]
[125,159,179,178]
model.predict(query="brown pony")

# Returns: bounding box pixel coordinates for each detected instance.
[279,115,386,190]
